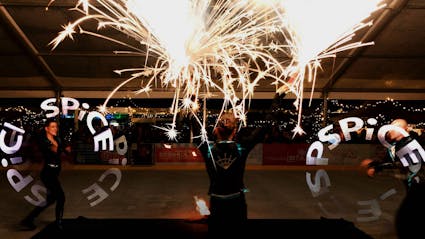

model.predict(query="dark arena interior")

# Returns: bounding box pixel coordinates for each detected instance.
[0,0,424,238]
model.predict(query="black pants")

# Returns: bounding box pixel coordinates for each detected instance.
[25,168,65,223]
[208,193,247,238]
[395,183,425,239]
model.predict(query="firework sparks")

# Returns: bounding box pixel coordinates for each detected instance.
[153,123,179,141]
[268,0,386,137]
[50,0,385,140]
[50,0,290,141]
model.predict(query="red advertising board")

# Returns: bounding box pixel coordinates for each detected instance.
[262,143,309,165]
[99,151,127,165]
[155,143,204,163]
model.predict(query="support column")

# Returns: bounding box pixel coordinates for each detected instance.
[322,91,328,127]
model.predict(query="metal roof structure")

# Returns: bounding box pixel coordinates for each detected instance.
[0,0,424,100]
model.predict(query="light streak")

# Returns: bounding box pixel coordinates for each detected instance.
[269,0,386,137]
[50,0,385,140]
[50,0,290,141]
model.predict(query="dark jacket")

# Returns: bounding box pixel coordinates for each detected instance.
[199,93,286,196]
[40,135,64,172]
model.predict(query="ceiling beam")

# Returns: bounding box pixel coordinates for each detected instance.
[35,51,425,59]
[321,0,409,94]
[1,90,420,100]
[0,5,62,92]
[1,1,100,8]
[327,88,425,93]
[0,89,423,100]
[334,55,425,59]
[38,52,148,57]
[3,0,424,9]
[0,86,53,91]
[1,84,424,94]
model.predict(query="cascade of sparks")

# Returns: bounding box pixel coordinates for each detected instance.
[50,0,291,141]
[265,0,386,137]
[50,0,385,141]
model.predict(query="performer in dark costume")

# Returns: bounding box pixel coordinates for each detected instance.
[361,119,425,239]
[199,92,287,238]
[21,118,70,230]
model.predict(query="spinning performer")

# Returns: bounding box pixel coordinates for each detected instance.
[361,119,425,239]
[21,118,70,230]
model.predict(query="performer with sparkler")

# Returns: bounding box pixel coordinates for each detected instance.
[20,118,70,230]
[198,90,288,237]
[361,119,425,239]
